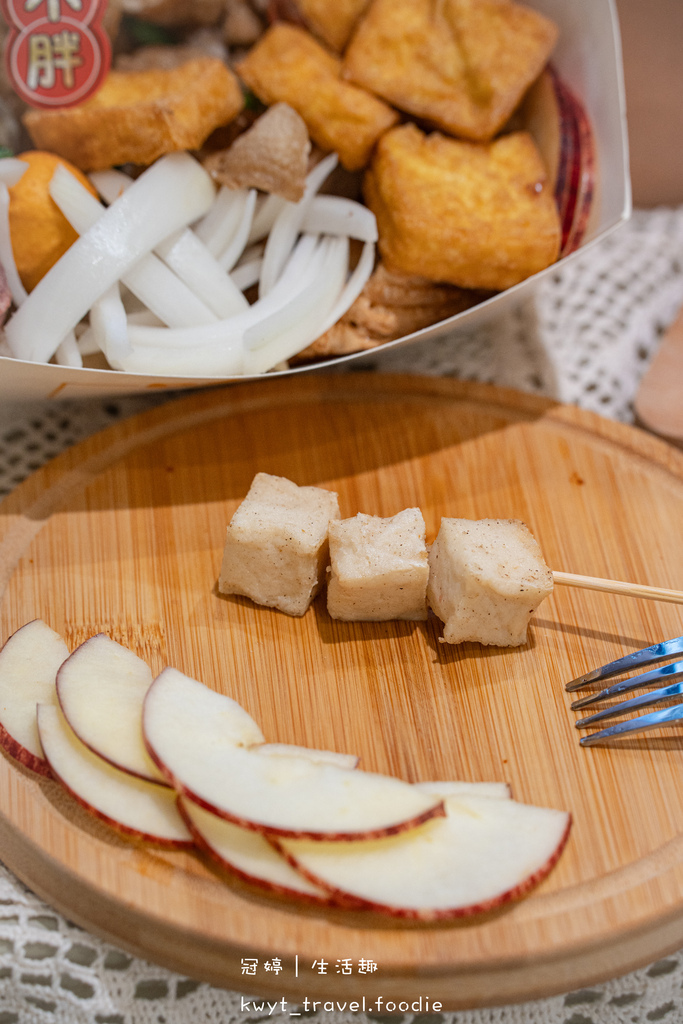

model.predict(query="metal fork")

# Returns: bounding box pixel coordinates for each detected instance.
[566,636,683,745]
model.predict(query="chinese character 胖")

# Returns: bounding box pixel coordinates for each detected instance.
[241,958,259,976]
[27,29,82,90]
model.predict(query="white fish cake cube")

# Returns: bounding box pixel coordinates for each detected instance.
[427,518,553,646]
[218,472,341,616]
[327,508,429,621]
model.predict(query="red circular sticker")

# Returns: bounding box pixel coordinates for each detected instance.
[1,0,111,109]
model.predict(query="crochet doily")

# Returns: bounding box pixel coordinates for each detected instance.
[2,207,683,1022]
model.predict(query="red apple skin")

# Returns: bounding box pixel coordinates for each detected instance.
[42,755,195,850]
[177,799,345,907]
[272,815,572,921]
[0,722,52,778]
[146,743,447,841]
[56,635,169,788]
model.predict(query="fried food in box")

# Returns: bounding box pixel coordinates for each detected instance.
[23,57,244,172]
[203,103,311,202]
[297,262,483,358]
[295,0,371,52]
[364,124,561,292]
[236,23,399,171]
[344,0,558,143]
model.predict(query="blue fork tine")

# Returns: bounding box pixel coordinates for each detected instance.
[566,635,683,691]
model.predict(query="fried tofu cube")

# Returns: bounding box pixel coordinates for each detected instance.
[343,0,558,143]
[218,473,341,617]
[364,123,561,291]
[23,58,244,171]
[327,508,429,621]
[297,0,371,52]
[236,23,399,170]
[427,518,553,646]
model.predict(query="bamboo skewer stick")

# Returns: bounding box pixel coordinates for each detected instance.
[553,571,683,606]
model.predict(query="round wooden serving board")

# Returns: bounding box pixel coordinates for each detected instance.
[3,373,683,1009]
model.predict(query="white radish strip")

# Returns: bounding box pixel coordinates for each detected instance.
[259,152,338,298]
[89,283,129,362]
[247,192,287,245]
[245,237,329,349]
[123,235,321,353]
[54,330,82,367]
[0,157,27,187]
[89,167,133,203]
[216,189,257,271]
[90,171,249,320]
[316,238,375,337]
[50,165,218,330]
[155,228,248,318]
[37,705,192,846]
[230,258,262,292]
[4,152,215,363]
[245,237,349,374]
[195,187,249,257]
[75,326,98,357]
[116,331,245,376]
[302,195,378,243]
[0,182,27,306]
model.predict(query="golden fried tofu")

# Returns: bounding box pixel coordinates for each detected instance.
[364,124,561,291]
[236,23,399,170]
[203,103,311,201]
[23,57,244,171]
[297,0,371,52]
[344,0,558,142]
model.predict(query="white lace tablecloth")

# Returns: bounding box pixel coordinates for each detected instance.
[2,207,683,1023]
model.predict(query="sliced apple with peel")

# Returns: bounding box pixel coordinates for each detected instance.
[257,743,359,770]
[416,780,511,800]
[56,633,166,784]
[37,704,193,847]
[143,668,442,839]
[0,619,68,776]
[179,797,332,903]
[274,794,571,920]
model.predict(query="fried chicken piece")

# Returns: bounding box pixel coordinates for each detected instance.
[203,103,310,201]
[23,57,244,172]
[296,262,483,359]
[236,23,399,170]
[364,123,561,291]
[344,0,558,142]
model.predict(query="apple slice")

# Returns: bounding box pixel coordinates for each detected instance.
[275,794,571,920]
[416,780,511,800]
[179,797,332,903]
[37,704,193,847]
[257,743,359,770]
[0,619,68,776]
[56,633,167,784]
[143,668,442,839]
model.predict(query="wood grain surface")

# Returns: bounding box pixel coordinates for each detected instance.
[2,373,683,1009]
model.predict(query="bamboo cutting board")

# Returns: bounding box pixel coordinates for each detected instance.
[3,373,683,1010]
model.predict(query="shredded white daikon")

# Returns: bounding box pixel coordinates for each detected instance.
[0,182,27,306]
[4,152,215,363]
